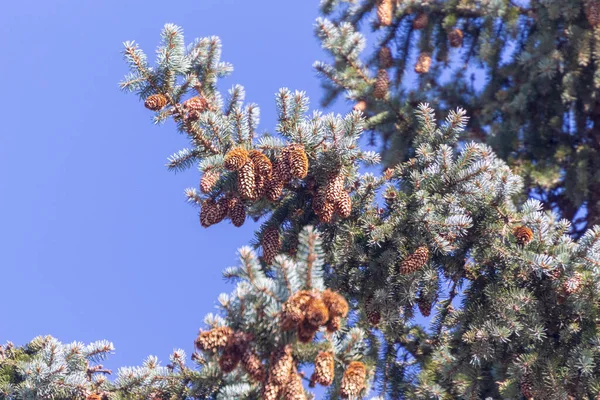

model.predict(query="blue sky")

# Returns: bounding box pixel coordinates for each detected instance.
[0,0,351,372]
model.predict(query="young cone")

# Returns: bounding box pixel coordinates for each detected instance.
[376,0,393,26]
[415,53,432,74]
[412,12,429,30]
[373,69,390,99]
[262,226,281,264]
[312,351,335,387]
[237,160,256,200]
[399,246,429,274]
[144,94,167,111]
[224,147,249,171]
[340,361,367,399]
[200,169,220,193]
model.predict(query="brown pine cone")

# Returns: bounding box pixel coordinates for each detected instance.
[379,46,393,69]
[325,316,341,333]
[335,190,352,219]
[373,68,389,99]
[237,160,257,200]
[514,225,534,246]
[263,382,281,400]
[283,366,307,400]
[586,0,600,26]
[297,319,319,343]
[399,246,429,274]
[448,28,464,48]
[321,289,349,318]
[412,12,429,30]
[312,351,335,387]
[376,0,393,26]
[273,155,292,185]
[520,373,534,399]
[199,198,227,228]
[287,144,309,179]
[183,96,209,112]
[340,361,367,399]
[200,169,220,193]
[417,294,434,317]
[241,347,266,382]
[415,52,432,74]
[195,326,233,352]
[249,149,273,176]
[269,345,293,386]
[305,296,330,327]
[224,147,249,171]
[365,296,381,326]
[144,94,167,111]
[325,174,345,203]
[266,173,284,201]
[262,226,281,264]
[281,291,313,330]
[226,194,246,227]
[219,347,241,373]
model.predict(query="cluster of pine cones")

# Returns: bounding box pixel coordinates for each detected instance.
[280,289,349,342]
[311,173,353,223]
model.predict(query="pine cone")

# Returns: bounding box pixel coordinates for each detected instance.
[399,246,429,274]
[224,147,249,171]
[379,46,393,68]
[520,373,534,400]
[412,12,429,30]
[448,28,464,48]
[313,189,335,223]
[287,144,309,179]
[373,68,389,99]
[415,52,432,74]
[586,0,600,26]
[340,361,367,399]
[262,226,281,264]
[325,316,341,333]
[219,347,241,373]
[312,351,335,387]
[249,149,273,176]
[237,160,256,200]
[200,170,220,193]
[353,100,367,112]
[417,293,434,317]
[306,296,330,327]
[144,94,167,111]
[376,0,393,26]
[563,272,583,295]
[283,366,307,400]
[241,347,266,382]
[269,345,293,386]
[321,289,349,318]
[365,297,381,326]
[266,174,284,201]
[281,291,313,330]
[199,198,228,228]
[335,190,352,219]
[195,326,233,352]
[274,155,292,185]
[183,96,208,112]
[263,382,281,400]
[514,225,534,246]
[325,174,345,203]
[226,194,246,227]
[297,319,319,343]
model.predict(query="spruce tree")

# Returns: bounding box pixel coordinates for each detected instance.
[3,19,600,400]
[315,0,600,237]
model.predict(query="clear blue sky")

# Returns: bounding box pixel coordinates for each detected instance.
[0,0,352,372]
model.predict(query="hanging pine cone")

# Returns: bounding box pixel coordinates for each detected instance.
[379,46,393,68]
[412,12,429,30]
[144,94,167,111]
[195,326,233,352]
[365,297,381,326]
[563,272,583,295]
[448,28,464,48]
[219,347,242,373]
[287,144,309,179]
[586,0,600,26]
[520,373,534,400]
[249,149,273,176]
[322,289,349,318]
[200,169,220,193]
[263,382,281,400]
[254,174,267,198]
[274,155,292,185]
[297,318,319,343]
[199,198,228,228]
[224,147,249,171]
[269,345,293,386]
[325,174,345,203]
[262,226,281,264]
[514,225,534,246]
[237,160,256,200]
[376,0,393,26]
[305,296,330,327]
[335,190,352,219]
[373,68,389,99]
[241,347,266,382]
[183,96,209,112]
[266,173,284,201]
[340,361,367,399]
[281,291,313,330]
[283,366,307,400]
[226,194,246,227]
[326,316,341,333]
[312,351,335,387]
[353,99,367,112]
[415,52,432,74]
[399,246,429,274]
[417,292,435,317]
[313,189,335,223]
